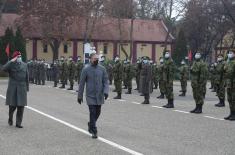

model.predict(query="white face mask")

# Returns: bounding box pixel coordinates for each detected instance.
[115,57,119,62]
[217,57,223,62]
[165,53,170,59]
[228,53,234,59]
[160,59,164,63]
[181,61,185,65]
[149,60,153,64]
[143,59,148,64]
[17,57,22,63]
[195,53,201,59]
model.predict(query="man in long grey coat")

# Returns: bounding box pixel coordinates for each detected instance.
[77,53,109,139]
[2,51,29,128]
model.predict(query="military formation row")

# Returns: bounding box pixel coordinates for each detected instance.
[27,50,235,121]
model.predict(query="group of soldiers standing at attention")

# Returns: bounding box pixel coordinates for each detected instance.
[26,50,235,121]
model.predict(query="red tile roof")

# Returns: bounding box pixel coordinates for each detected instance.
[0,13,174,43]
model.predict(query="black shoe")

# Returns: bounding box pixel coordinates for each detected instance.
[140,94,144,96]
[179,90,183,92]
[141,100,150,104]
[125,89,132,94]
[179,92,186,97]
[113,94,121,99]
[8,119,13,126]
[134,88,138,90]
[59,85,65,89]
[228,111,235,121]
[112,90,117,92]
[88,122,92,134]
[67,87,73,90]
[215,99,225,107]
[190,106,197,113]
[157,93,164,99]
[194,104,202,114]
[224,114,231,120]
[16,125,23,128]
[92,133,98,139]
[163,100,174,108]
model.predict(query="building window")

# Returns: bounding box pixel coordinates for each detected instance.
[64,44,68,53]
[43,44,48,53]
[103,43,108,54]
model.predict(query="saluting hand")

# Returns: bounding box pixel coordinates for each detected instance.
[11,57,17,62]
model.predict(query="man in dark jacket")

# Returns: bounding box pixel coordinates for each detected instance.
[2,51,29,128]
[77,53,109,139]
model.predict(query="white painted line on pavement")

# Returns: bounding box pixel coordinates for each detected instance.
[118,100,126,102]
[173,110,190,114]
[204,116,224,121]
[132,102,141,105]
[0,94,6,99]
[0,94,143,155]
[152,106,164,109]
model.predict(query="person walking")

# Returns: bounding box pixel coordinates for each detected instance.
[77,53,109,138]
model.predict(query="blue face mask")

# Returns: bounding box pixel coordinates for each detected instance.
[143,60,148,64]
[17,57,22,63]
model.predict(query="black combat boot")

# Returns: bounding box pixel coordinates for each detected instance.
[194,104,203,114]
[163,99,174,108]
[215,99,225,107]
[113,93,121,99]
[67,85,73,90]
[179,91,186,97]
[125,89,132,94]
[190,104,198,113]
[179,90,183,92]
[157,93,164,99]
[123,85,127,89]
[112,89,117,92]
[228,111,235,121]
[59,84,65,89]
[141,100,150,104]
[8,119,13,126]
[54,82,57,87]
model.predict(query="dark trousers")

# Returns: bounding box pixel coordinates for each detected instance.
[88,105,101,134]
[9,106,24,126]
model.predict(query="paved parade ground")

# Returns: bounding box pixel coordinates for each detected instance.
[0,79,235,155]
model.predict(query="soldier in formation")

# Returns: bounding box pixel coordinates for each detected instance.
[179,60,189,97]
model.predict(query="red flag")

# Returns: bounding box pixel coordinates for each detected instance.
[188,50,192,61]
[5,43,10,57]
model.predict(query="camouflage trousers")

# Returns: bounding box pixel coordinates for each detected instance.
[114,79,122,94]
[216,83,225,100]
[192,85,204,105]
[136,76,140,89]
[126,78,132,89]
[180,79,187,92]
[164,81,174,100]
[153,78,158,88]
[227,88,235,111]
[69,77,74,86]
[159,80,166,94]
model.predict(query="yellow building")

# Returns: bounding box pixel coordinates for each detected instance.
[214,30,235,60]
[1,14,175,63]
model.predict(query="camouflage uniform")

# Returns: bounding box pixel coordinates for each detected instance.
[190,59,208,113]
[52,62,60,87]
[139,62,152,104]
[224,55,235,120]
[162,58,175,108]
[157,62,166,99]
[67,60,76,90]
[124,62,135,94]
[153,64,159,89]
[179,64,189,96]
[214,60,226,107]
[59,60,68,88]
[113,60,123,99]
[75,60,84,84]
